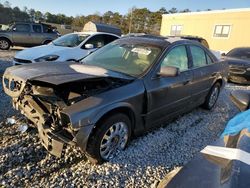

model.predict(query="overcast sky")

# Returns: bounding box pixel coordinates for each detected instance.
[2,0,250,16]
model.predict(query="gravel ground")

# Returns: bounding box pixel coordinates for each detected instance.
[0,49,250,187]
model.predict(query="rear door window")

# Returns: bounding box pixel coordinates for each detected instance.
[190,46,207,68]
[32,25,42,33]
[15,24,31,32]
[161,45,188,72]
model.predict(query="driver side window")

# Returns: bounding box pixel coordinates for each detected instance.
[85,35,105,48]
[161,45,188,72]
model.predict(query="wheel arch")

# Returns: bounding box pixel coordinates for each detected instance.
[42,38,53,45]
[0,36,12,46]
[94,105,136,134]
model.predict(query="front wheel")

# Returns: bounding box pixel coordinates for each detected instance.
[86,113,131,164]
[0,38,10,50]
[202,82,221,110]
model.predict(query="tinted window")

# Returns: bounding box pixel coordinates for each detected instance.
[206,54,213,64]
[42,24,54,33]
[227,48,250,60]
[190,46,207,68]
[161,46,188,71]
[32,25,42,33]
[104,35,119,45]
[85,35,105,48]
[15,24,30,32]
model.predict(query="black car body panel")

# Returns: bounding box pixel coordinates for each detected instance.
[2,36,228,158]
[158,131,250,188]
[225,47,250,84]
[158,90,250,188]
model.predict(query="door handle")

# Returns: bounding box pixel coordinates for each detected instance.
[183,79,191,85]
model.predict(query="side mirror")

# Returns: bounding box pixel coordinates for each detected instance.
[85,44,94,49]
[221,53,226,56]
[12,27,16,31]
[158,66,180,77]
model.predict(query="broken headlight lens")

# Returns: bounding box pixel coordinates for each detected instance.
[35,55,59,62]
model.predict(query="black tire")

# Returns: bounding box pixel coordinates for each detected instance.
[86,113,131,164]
[202,82,221,110]
[0,38,10,50]
[43,40,52,45]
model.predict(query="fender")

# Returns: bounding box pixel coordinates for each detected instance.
[42,38,53,44]
[0,34,13,44]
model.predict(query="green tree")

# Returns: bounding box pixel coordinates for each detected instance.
[169,7,178,14]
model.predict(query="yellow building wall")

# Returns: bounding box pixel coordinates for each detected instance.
[160,10,250,52]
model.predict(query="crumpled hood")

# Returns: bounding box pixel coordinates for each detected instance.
[15,44,72,60]
[3,62,133,85]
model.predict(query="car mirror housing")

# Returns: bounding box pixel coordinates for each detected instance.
[221,53,226,56]
[158,66,180,77]
[85,44,94,49]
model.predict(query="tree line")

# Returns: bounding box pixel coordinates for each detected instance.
[0,1,194,34]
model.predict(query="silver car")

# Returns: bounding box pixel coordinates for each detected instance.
[0,22,59,50]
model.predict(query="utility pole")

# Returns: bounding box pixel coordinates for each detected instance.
[129,8,133,34]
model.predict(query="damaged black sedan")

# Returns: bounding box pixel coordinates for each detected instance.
[3,36,228,164]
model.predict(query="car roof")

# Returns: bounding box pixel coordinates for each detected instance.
[167,35,205,40]
[118,35,196,48]
[230,47,250,50]
[73,31,120,37]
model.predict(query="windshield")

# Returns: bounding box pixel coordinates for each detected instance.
[52,33,89,47]
[82,42,161,77]
[227,48,250,60]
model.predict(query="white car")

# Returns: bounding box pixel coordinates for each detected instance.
[13,32,120,65]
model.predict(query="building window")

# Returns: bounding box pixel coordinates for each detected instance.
[213,25,231,38]
[170,25,182,36]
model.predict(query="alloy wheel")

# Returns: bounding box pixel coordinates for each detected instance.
[0,40,9,50]
[100,122,129,160]
[208,86,219,108]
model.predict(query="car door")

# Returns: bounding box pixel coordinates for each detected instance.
[188,45,221,104]
[30,24,44,45]
[12,23,32,45]
[144,45,193,129]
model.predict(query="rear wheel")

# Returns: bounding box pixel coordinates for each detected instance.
[202,82,221,110]
[86,113,131,164]
[0,38,10,50]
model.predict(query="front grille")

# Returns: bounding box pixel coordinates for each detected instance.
[14,58,32,64]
